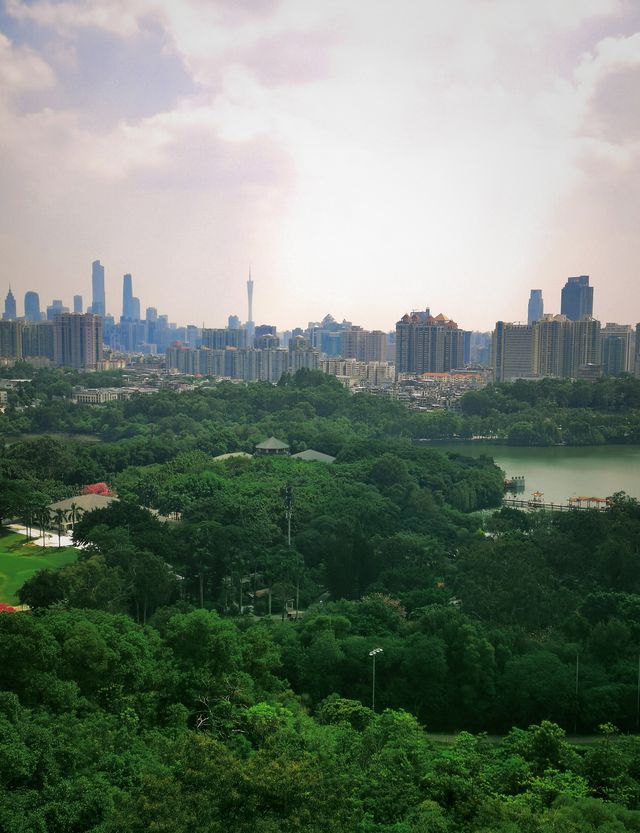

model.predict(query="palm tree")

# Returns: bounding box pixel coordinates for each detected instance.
[68,502,81,537]
[38,505,51,550]
[52,508,68,549]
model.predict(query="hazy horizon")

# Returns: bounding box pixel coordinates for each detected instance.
[1,0,639,331]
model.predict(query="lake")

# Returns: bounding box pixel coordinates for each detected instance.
[432,443,640,505]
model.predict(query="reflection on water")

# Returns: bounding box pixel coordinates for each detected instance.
[433,443,640,505]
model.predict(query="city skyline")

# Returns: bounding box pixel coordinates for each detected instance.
[2,267,637,337]
[2,2,640,329]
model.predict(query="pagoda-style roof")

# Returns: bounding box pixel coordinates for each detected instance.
[255,436,290,453]
[291,449,336,463]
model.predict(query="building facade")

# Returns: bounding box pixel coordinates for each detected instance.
[53,313,104,369]
[560,275,593,321]
[527,289,544,324]
[396,311,465,377]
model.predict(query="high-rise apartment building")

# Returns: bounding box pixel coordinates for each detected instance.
[0,320,23,359]
[91,260,106,317]
[527,290,544,324]
[536,315,566,378]
[23,322,54,361]
[493,322,539,382]
[341,327,386,363]
[395,311,465,377]
[560,275,593,321]
[563,317,600,378]
[3,288,17,321]
[600,323,632,376]
[493,315,601,381]
[53,313,103,369]
[202,328,246,349]
[24,291,41,321]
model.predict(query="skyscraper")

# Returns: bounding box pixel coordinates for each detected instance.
[23,322,54,361]
[492,322,539,382]
[3,287,17,321]
[527,290,543,324]
[0,320,23,358]
[601,323,632,376]
[47,300,69,320]
[561,275,593,321]
[24,291,41,321]
[122,273,133,319]
[493,315,601,381]
[73,295,83,314]
[91,260,105,317]
[53,313,103,369]
[247,271,254,325]
[341,327,386,363]
[395,311,465,377]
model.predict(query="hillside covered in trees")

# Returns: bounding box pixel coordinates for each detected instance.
[3,369,640,830]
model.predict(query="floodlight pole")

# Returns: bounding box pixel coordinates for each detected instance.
[369,647,383,712]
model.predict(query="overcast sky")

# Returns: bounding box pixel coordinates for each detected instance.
[1,0,639,331]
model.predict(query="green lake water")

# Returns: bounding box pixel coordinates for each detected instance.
[433,443,640,504]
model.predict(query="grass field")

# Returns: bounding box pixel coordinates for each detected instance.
[0,531,78,605]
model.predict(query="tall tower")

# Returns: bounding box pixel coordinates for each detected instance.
[122,273,133,319]
[3,287,17,321]
[527,290,543,325]
[91,260,105,317]
[24,291,41,321]
[247,270,254,325]
[561,275,593,321]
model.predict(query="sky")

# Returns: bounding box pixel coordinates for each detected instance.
[1,0,639,332]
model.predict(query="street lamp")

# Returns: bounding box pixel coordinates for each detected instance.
[369,647,383,712]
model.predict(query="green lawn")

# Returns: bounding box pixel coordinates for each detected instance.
[0,531,78,605]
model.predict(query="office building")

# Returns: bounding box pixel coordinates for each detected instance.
[469,332,492,366]
[53,313,103,369]
[228,315,240,329]
[47,300,69,321]
[73,295,83,314]
[395,311,465,377]
[3,288,16,321]
[24,291,41,322]
[527,290,544,324]
[561,275,593,321]
[91,260,106,317]
[122,274,134,319]
[255,324,276,338]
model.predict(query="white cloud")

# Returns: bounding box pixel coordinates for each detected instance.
[1,0,639,328]
[0,32,55,98]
